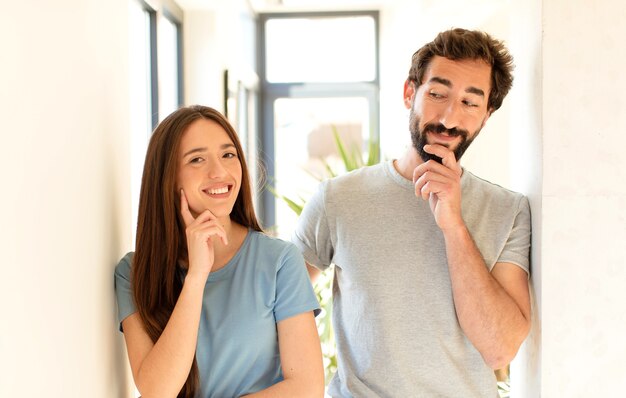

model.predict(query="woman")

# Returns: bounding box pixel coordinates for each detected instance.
[114,105,324,398]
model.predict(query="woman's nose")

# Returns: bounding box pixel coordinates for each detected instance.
[205,157,227,178]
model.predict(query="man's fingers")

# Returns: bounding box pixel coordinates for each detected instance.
[423,144,462,174]
[415,171,449,199]
[412,159,456,184]
[418,180,448,200]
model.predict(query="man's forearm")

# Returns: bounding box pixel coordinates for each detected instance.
[443,224,530,369]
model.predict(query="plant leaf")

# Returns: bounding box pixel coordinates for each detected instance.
[366,139,380,166]
[331,125,355,171]
[266,185,304,216]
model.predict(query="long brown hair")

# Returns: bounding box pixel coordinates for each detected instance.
[132,105,262,397]
[407,28,514,112]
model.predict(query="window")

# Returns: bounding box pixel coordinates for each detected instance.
[259,11,380,238]
[157,11,183,122]
[129,0,155,245]
[129,0,183,246]
[264,15,376,83]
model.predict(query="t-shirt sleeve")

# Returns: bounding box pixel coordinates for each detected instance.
[273,244,321,322]
[114,252,137,332]
[497,195,531,276]
[291,180,334,271]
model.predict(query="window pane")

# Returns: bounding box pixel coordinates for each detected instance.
[273,97,370,239]
[158,15,180,120]
[265,16,376,83]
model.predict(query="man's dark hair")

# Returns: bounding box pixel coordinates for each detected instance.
[407,28,514,112]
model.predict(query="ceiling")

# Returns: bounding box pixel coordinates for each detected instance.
[175,0,388,12]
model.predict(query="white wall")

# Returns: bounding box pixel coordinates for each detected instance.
[184,10,223,108]
[508,0,543,396]
[183,0,257,110]
[0,0,133,396]
[539,1,626,396]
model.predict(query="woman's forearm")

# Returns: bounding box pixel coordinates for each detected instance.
[133,274,206,397]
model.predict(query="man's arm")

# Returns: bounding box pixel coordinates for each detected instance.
[443,226,530,369]
[413,144,531,369]
[306,262,322,284]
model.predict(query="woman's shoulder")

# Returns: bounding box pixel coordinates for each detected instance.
[114,252,135,280]
[246,231,301,263]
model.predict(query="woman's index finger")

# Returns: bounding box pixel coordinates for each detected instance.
[180,189,195,226]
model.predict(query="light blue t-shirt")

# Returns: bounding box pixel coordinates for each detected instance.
[114,230,320,398]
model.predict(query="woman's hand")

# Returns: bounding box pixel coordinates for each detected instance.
[180,189,228,279]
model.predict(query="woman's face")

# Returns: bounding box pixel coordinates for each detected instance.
[176,118,242,221]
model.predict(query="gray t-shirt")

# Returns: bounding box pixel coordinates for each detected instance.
[292,160,531,397]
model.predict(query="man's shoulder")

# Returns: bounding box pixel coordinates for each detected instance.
[324,161,389,193]
[463,170,526,201]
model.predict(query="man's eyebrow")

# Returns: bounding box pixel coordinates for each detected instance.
[182,143,235,158]
[466,86,485,97]
[429,76,485,97]
[429,76,452,87]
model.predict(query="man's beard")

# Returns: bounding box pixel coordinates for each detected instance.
[409,108,479,164]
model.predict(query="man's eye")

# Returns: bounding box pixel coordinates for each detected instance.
[429,92,443,98]
[463,100,478,108]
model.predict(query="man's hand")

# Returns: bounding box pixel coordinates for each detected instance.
[412,144,464,231]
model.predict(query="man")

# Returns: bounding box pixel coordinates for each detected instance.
[292,28,531,397]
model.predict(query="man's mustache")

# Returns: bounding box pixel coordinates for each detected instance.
[423,124,467,138]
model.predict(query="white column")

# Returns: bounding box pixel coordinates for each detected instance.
[511,0,626,396]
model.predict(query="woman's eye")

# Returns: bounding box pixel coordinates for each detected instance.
[190,157,203,163]
[224,152,237,159]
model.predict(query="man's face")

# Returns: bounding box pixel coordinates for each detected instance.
[405,56,493,163]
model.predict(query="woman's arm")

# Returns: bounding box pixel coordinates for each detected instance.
[122,191,227,397]
[242,311,324,398]
[122,274,206,397]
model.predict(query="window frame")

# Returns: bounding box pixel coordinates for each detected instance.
[159,7,184,122]
[257,10,380,227]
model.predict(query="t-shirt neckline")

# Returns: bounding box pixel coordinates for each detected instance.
[384,159,469,191]
[207,228,252,282]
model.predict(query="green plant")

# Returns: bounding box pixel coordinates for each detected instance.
[270,126,380,383]
[496,365,511,398]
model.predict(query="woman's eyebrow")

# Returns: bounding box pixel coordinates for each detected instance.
[182,147,206,157]
[182,143,235,158]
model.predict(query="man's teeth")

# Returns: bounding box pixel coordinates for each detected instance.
[207,186,228,194]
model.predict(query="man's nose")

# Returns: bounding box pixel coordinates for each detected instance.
[440,101,461,130]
